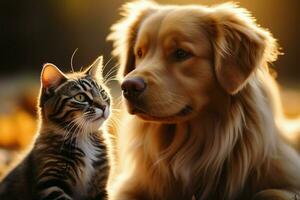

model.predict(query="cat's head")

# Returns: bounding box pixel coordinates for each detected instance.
[39,56,111,133]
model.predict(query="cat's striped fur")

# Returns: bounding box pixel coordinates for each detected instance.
[0,56,111,200]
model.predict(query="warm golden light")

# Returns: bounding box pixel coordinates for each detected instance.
[0,110,37,149]
[0,0,299,183]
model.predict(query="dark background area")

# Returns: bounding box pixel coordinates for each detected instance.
[0,0,121,75]
[0,0,299,83]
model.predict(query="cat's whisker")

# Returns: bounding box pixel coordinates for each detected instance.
[111,108,122,113]
[70,48,78,73]
[104,76,119,85]
[112,95,123,105]
[104,66,118,79]
[101,56,115,75]
[108,117,121,128]
[104,70,118,84]
[103,64,119,83]
[72,117,87,147]
[60,118,82,151]
[104,67,118,79]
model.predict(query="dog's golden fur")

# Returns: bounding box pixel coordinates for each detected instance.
[107,1,300,199]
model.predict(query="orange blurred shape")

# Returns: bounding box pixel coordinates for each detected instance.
[281,89,300,118]
[0,110,37,149]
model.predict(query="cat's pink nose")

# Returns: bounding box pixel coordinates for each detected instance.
[121,77,146,100]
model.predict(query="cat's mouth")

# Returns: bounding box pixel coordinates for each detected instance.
[92,116,103,122]
[90,106,110,122]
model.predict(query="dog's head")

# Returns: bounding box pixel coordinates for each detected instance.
[108,1,279,122]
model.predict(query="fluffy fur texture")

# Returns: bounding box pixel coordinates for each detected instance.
[107,1,300,200]
[0,57,111,200]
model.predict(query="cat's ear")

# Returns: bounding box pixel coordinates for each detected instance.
[41,63,67,88]
[85,56,103,78]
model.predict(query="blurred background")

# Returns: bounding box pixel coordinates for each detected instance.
[0,0,299,175]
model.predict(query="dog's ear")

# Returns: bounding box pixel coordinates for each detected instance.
[107,0,156,81]
[210,3,279,94]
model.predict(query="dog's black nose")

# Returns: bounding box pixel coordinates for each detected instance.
[121,77,146,99]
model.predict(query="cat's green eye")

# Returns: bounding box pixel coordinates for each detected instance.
[74,94,86,102]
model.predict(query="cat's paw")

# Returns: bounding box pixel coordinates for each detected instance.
[109,193,139,200]
[253,189,299,200]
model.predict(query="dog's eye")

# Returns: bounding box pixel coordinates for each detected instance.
[173,49,191,61]
[137,48,143,58]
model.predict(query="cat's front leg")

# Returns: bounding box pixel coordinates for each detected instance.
[89,179,108,200]
[35,170,73,200]
[89,151,110,200]
[109,192,140,200]
[36,186,72,200]
[252,189,300,200]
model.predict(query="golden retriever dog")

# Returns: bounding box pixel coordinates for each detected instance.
[107,1,300,199]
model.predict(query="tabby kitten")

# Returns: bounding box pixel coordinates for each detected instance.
[0,56,111,200]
